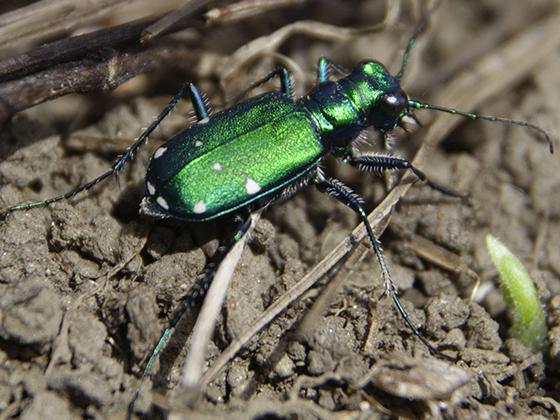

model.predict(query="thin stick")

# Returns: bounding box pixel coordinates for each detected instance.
[141,0,213,44]
[0,17,156,82]
[0,0,316,124]
[0,44,201,126]
[296,244,371,339]
[0,0,130,50]
[403,234,480,303]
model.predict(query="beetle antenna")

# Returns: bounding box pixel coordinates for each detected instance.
[408,99,554,154]
[396,0,442,81]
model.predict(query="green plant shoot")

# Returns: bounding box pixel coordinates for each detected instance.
[485,234,547,352]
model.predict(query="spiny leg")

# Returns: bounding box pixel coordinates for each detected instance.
[107,84,192,172]
[316,57,351,83]
[349,152,468,201]
[127,214,252,418]
[314,173,438,353]
[232,66,294,103]
[188,83,212,121]
[0,83,191,219]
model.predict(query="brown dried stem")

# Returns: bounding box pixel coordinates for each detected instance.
[0,44,201,126]
[0,0,184,49]
[0,17,157,83]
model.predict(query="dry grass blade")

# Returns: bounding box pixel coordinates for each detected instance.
[218,0,402,89]
[198,9,560,390]
[178,212,261,402]
[296,245,371,339]
[403,234,480,303]
[205,0,306,25]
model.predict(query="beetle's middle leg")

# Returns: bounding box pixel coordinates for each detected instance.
[188,83,212,121]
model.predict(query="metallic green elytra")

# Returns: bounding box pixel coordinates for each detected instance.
[141,92,322,221]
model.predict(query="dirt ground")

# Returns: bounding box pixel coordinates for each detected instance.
[1,1,560,419]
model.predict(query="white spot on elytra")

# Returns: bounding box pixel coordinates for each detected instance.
[212,162,222,172]
[193,200,206,214]
[195,140,203,147]
[154,147,167,159]
[386,95,397,104]
[197,117,210,125]
[245,177,261,195]
[156,196,169,210]
[147,181,156,195]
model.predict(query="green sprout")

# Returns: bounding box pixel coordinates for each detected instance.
[485,234,547,352]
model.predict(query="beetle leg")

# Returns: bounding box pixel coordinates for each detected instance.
[348,152,468,201]
[314,174,439,353]
[0,83,191,218]
[316,57,330,83]
[316,57,351,83]
[188,83,211,121]
[128,213,252,416]
[232,67,294,103]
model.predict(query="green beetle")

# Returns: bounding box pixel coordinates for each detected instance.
[0,12,552,416]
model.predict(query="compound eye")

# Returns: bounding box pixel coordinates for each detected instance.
[380,91,407,116]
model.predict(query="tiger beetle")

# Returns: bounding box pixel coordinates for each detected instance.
[0,5,554,415]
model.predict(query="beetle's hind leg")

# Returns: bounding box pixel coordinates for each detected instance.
[0,84,191,219]
[349,152,468,202]
[314,173,439,353]
[128,213,252,417]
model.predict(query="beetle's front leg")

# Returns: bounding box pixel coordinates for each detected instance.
[347,152,467,200]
